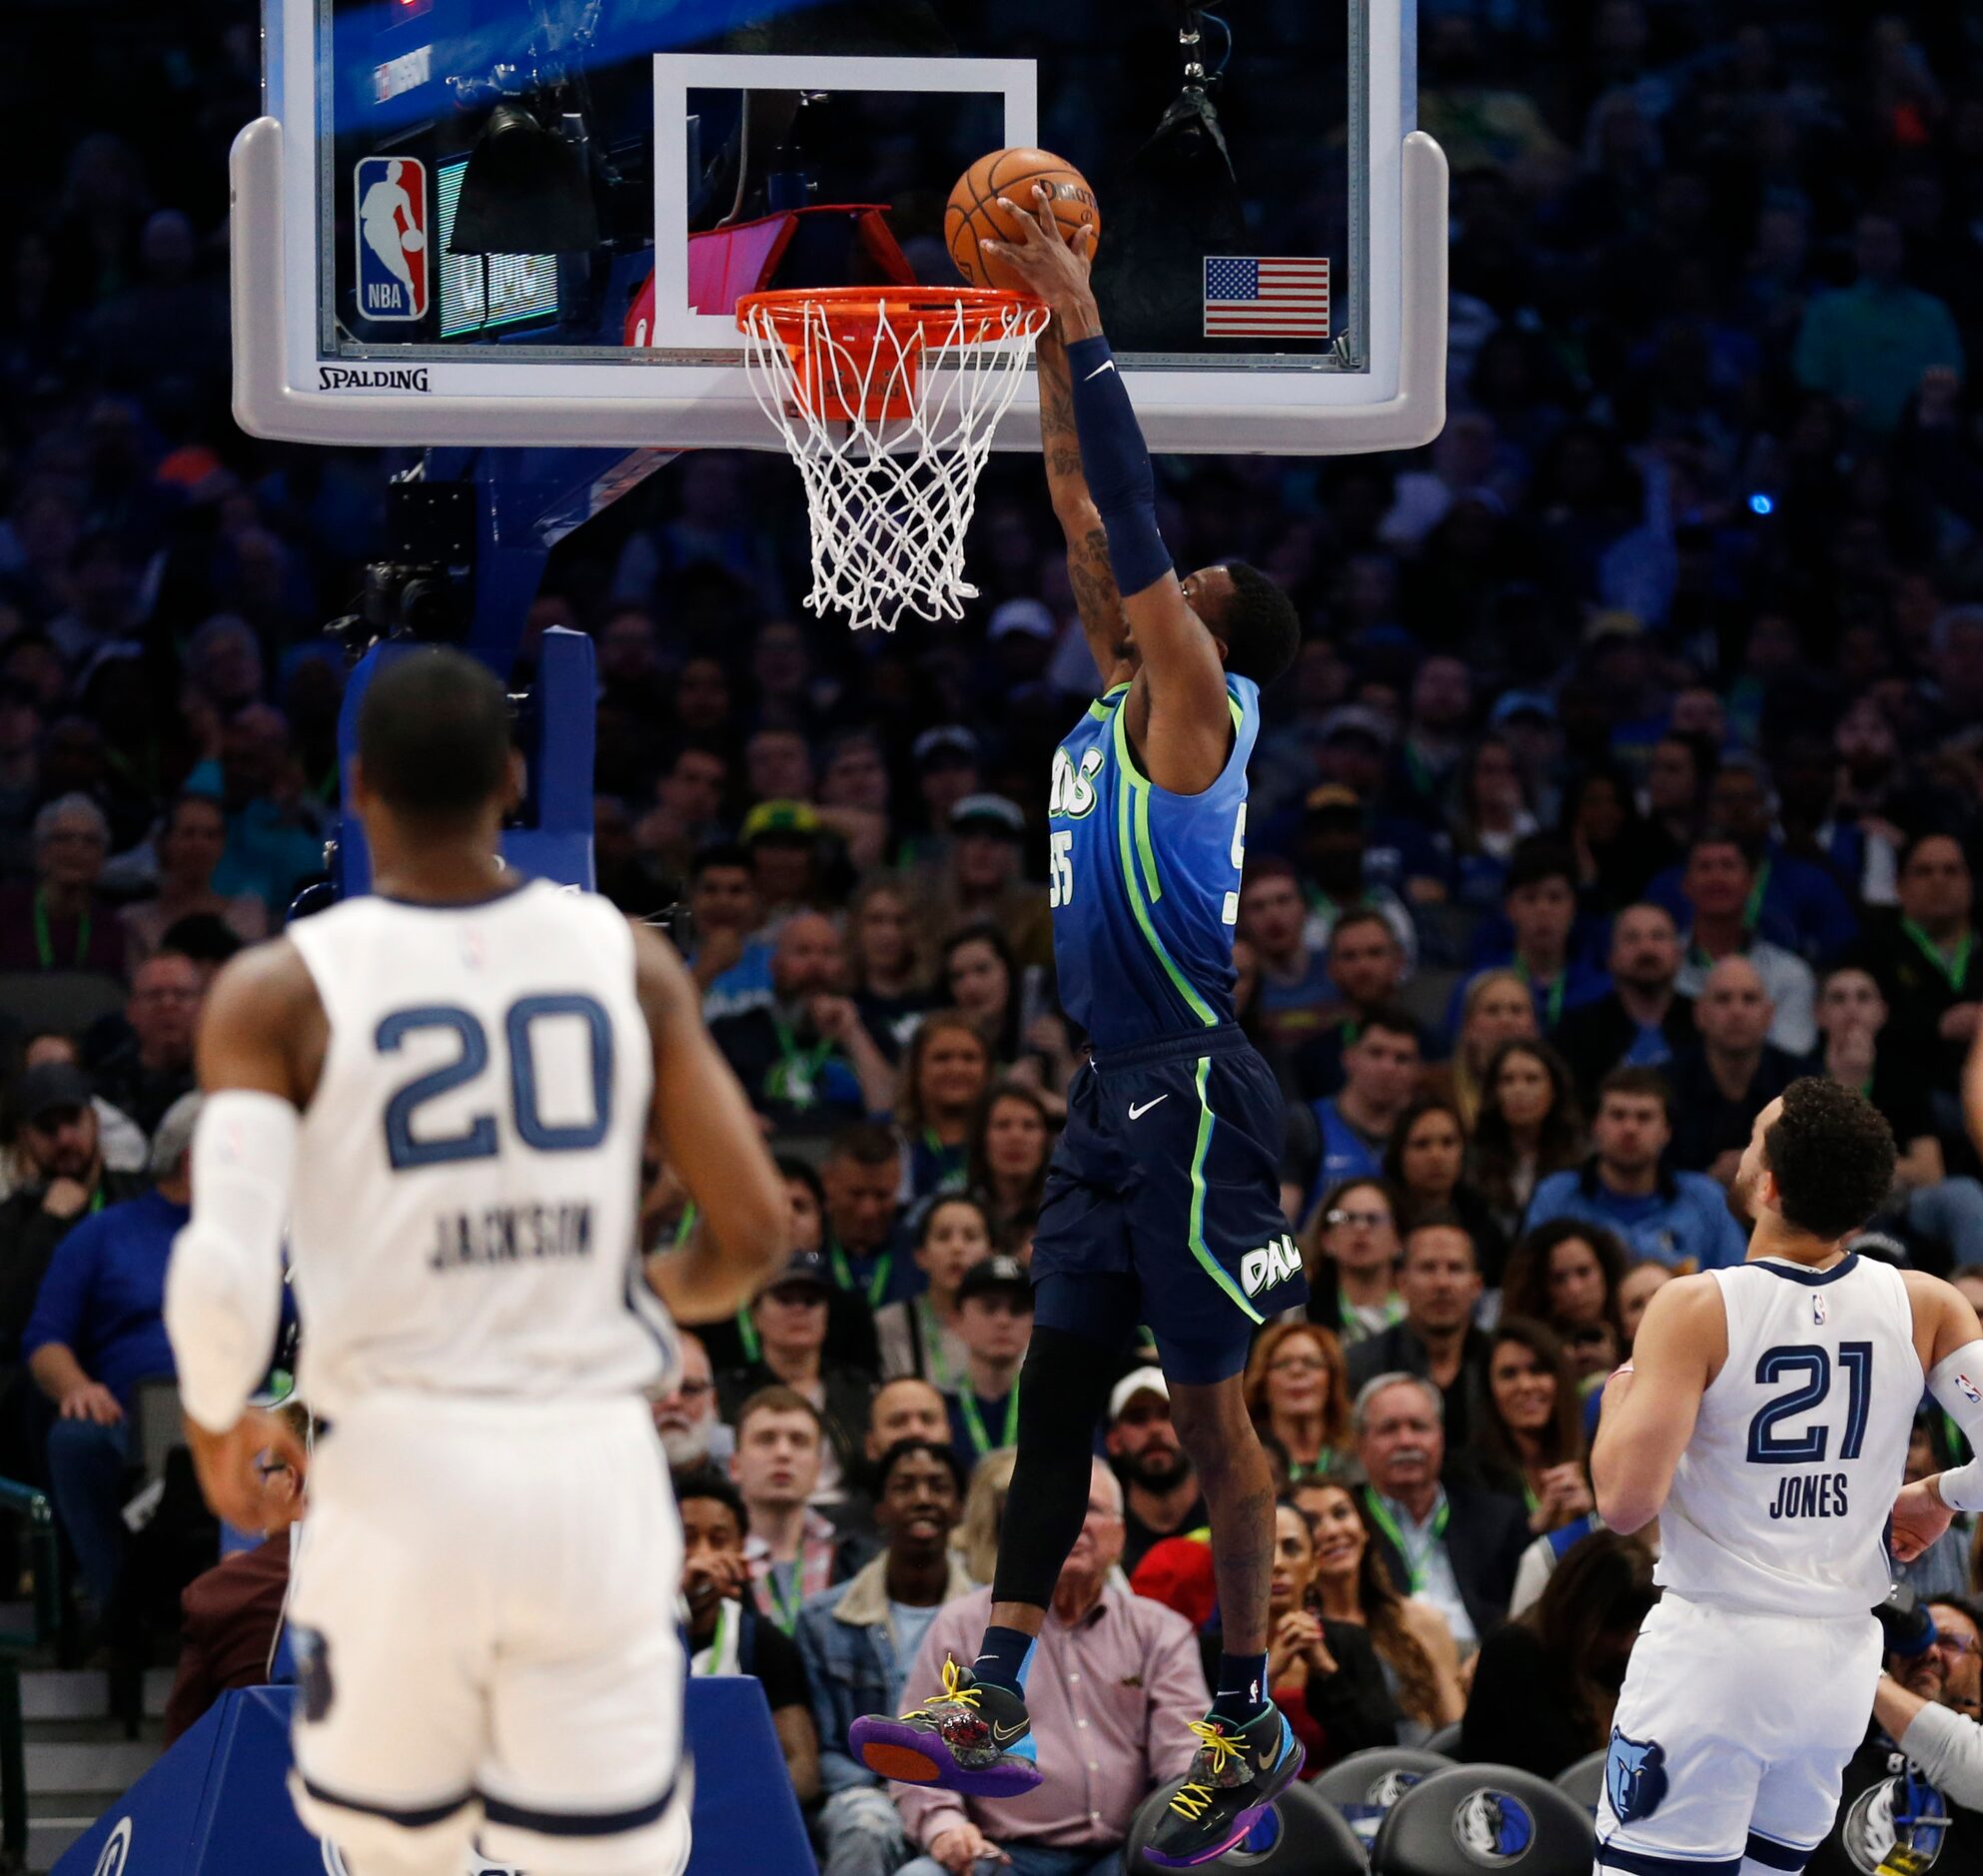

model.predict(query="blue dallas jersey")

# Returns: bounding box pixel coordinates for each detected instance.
[1049,674,1260,1052]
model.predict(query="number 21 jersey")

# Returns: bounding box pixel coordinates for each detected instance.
[1659,1255,1918,1618]
[1048,675,1260,1054]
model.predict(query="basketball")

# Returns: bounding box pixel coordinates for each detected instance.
[945,148,1100,292]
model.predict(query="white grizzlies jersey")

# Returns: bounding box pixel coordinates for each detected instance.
[285,879,675,1417]
[1659,1254,1918,1619]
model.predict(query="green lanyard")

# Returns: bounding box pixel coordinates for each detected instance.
[831,1244,893,1311]
[956,1381,1021,1457]
[763,1559,804,1635]
[765,1013,833,1111]
[32,891,89,970]
[1902,918,1972,993]
[915,1295,957,1391]
[1515,957,1565,1031]
[1362,1486,1450,1594]
[1742,856,1772,933]
[695,1599,736,1673]
[1286,1448,1335,1484]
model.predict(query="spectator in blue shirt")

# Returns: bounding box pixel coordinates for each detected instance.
[25,1094,200,1617]
[1452,838,1611,1043]
[1524,1067,1748,1271]
[1283,1009,1423,1228]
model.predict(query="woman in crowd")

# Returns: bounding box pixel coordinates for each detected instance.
[1299,1176,1404,1346]
[967,1081,1054,1252]
[1617,1259,1674,1351]
[1476,1318,1594,1534]
[1448,734,1539,914]
[1244,1323,1354,1485]
[845,874,932,1060]
[1226,1500,1402,1770]
[1383,1095,1509,1285]
[954,1446,1018,1586]
[1563,764,1672,913]
[1498,1220,1628,1386]
[1294,1477,1466,1740]
[1460,1531,1658,1779]
[875,1195,991,1388]
[121,792,267,969]
[1470,1037,1586,1239]
[1430,969,1539,1130]
[893,1012,991,1201]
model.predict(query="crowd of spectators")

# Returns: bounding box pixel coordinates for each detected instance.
[16,0,1983,1868]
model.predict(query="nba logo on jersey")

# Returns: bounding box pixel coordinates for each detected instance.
[1813,1293,1827,1326]
[354,156,429,320]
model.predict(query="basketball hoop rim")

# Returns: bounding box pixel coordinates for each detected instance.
[736,285,1048,349]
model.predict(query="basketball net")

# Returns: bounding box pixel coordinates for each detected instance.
[737,289,1050,632]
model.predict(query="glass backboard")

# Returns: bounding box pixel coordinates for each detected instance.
[234,0,1446,453]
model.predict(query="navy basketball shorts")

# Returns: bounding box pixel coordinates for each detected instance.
[1031,1023,1307,1384]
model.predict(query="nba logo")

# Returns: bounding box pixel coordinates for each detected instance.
[355,156,429,321]
[1813,1294,1827,1326]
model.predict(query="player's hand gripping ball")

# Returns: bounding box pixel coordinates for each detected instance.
[947,148,1099,291]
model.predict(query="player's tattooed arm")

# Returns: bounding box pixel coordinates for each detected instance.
[632,919,789,1321]
[1037,328,1133,689]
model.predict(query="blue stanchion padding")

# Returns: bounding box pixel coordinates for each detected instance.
[56,1678,814,1874]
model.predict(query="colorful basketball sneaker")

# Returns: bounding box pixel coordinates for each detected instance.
[848,1657,1045,1798]
[1142,1706,1306,1867]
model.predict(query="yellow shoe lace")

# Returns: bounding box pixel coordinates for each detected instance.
[1168,1719,1245,1819]
[897,1654,981,1721]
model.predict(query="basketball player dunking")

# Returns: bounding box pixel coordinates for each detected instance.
[850,190,1307,1865]
[163,650,787,1876]
[1591,1078,1983,1874]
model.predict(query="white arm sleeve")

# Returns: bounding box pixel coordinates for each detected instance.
[165,1090,299,1433]
[1900,1702,1983,1808]
[1926,1341,1983,1512]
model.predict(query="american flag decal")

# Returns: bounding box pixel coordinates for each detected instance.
[1203,257,1330,339]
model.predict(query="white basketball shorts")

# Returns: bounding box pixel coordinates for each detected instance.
[286,1392,689,1874]
[1595,1593,1882,1876]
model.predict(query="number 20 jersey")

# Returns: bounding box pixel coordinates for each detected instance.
[1048,674,1259,1053]
[284,878,675,1418]
[1659,1254,1918,1619]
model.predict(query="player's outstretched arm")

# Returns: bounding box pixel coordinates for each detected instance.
[1590,1275,1725,1534]
[987,191,1231,793]
[1036,327,1134,690]
[1892,1270,1983,1561]
[631,919,788,1322]
[165,940,316,1530]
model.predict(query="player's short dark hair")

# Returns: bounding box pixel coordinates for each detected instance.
[357,649,511,830]
[1763,1077,1897,1242]
[1597,1066,1673,1119]
[672,1465,746,1533]
[873,1436,968,1499]
[1503,835,1577,898]
[1212,561,1301,689]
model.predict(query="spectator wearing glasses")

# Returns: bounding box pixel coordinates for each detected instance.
[1351,1374,1529,1653]
[1346,1219,1493,1451]
[1496,1221,1629,1389]
[1299,1176,1404,1347]
[0,793,125,977]
[1469,1039,1587,1241]
[1244,1323,1353,1486]
[1475,1320,1595,1535]
[892,1459,1210,1876]
[799,1439,973,1876]
[1813,1595,1983,1872]
[1293,1476,1466,1740]
[653,1330,731,1473]
[1104,1369,1205,1574]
